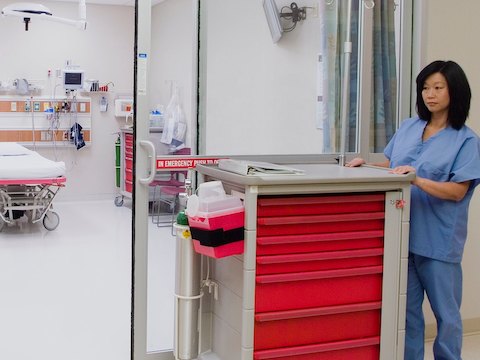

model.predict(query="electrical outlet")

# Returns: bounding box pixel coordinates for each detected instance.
[10,102,17,112]
[34,102,40,111]
[24,101,30,112]
[80,103,86,112]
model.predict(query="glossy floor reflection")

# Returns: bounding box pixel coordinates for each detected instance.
[424,333,480,360]
[0,200,133,360]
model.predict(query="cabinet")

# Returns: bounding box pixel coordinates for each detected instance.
[194,163,413,360]
[115,129,133,206]
[115,128,170,206]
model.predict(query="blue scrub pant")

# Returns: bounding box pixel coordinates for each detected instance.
[405,253,463,360]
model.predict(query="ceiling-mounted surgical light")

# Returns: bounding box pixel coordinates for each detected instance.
[1,0,87,31]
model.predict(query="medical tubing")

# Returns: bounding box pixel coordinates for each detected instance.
[30,97,36,151]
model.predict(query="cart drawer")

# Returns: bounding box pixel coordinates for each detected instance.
[256,248,384,275]
[257,230,384,256]
[257,193,385,217]
[254,302,381,350]
[125,180,132,193]
[255,266,383,312]
[125,168,133,182]
[125,157,133,171]
[257,212,385,237]
[253,336,380,360]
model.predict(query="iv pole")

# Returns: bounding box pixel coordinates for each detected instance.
[338,0,352,167]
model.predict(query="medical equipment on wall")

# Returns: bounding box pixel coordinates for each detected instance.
[1,0,87,31]
[114,98,133,117]
[99,96,108,112]
[62,68,84,91]
[149,105,164,128]
[161,84,187,152]
[114,98,133,126]
[14,78,29,95]
[69,122,85,150]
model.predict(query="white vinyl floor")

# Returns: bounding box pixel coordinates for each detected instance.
[0,199,176,360]
[0,200,479,360]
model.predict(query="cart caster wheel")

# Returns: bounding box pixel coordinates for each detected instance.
[114,196,124,207]
[43,211,60,231]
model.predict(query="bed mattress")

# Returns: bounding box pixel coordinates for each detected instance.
[0,142,66,179]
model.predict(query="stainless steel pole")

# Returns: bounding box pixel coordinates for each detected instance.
[338,0,353,166]
[173,212,201,360]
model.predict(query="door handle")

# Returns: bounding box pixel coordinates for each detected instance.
[139,140,156,185]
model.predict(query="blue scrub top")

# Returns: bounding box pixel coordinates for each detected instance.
[384,117,480,263]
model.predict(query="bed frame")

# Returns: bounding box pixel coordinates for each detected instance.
[0,177,66,231]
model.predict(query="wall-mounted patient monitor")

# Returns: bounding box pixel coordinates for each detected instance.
[62,69,84,90]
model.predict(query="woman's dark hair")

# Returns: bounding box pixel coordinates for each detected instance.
[416,60,471,129]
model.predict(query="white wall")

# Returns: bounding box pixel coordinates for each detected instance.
[0,1,134,201]
[150,0,196,152]
[418,0,480,333]
[201,0,322,155]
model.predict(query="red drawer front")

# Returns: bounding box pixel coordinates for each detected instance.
[254,302,381,350]
[254,337,380,360]
[125,180,133,193]
[257,194,385,217]
[255,266,383,312]
[257,230,384,256]
[257,213,384,237]
[256,248,384,275]
[125,169,133,182]
[125,157,133,171]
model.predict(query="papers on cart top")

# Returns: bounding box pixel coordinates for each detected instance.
[218,159,304,176]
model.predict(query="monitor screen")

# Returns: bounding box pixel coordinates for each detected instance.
[63,70,84,90]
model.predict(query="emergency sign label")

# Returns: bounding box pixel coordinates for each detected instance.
[156,157,224,170]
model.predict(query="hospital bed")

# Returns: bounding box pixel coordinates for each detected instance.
[0,142,66,231]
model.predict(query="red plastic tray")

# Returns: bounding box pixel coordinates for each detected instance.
[254,302,382,350]
[188,207,244,231]
[192,239,244,259]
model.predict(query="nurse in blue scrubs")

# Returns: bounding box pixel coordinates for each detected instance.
[347,60,480,360]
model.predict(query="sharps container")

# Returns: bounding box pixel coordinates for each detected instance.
[173,211,201,360]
